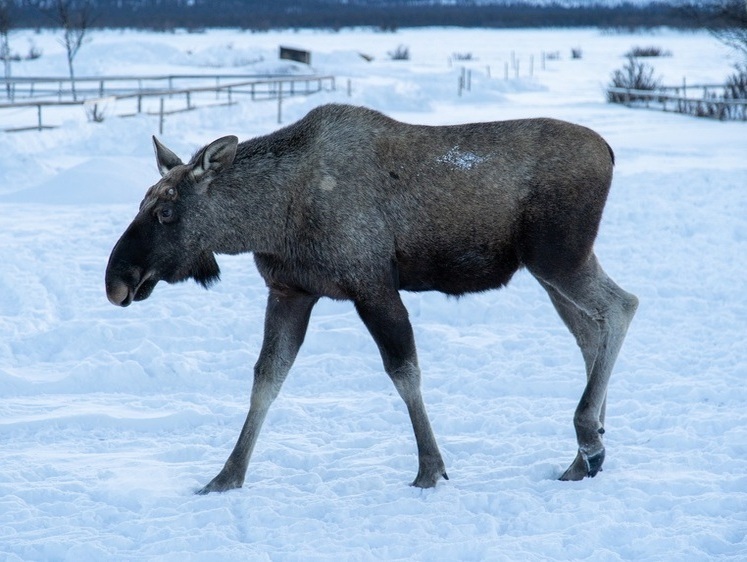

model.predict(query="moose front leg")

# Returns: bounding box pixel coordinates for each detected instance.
[196,291,318,494]
[355,292,448,488]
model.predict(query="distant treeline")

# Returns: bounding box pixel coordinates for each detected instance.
[10,1,713,31]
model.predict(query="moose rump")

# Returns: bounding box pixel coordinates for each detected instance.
[105,104,637,494]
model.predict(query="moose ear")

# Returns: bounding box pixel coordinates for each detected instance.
[192,135,238,181]
[152,136,183,177]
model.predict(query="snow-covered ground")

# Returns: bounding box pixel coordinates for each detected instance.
[1,27,746,561]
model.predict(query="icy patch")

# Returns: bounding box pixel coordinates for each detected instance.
[437,146,487,170]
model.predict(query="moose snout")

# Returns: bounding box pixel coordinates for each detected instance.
[106,278,132,307]
[105,266,155,307]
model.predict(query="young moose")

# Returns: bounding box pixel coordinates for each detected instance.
[105,104,637,494]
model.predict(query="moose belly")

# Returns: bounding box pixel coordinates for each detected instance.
[395,246,520,296]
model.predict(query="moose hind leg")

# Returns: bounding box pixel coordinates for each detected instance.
[535,253,638,481]
[355,292,447,488]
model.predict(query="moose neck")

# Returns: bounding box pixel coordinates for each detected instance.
[202,143,296,258]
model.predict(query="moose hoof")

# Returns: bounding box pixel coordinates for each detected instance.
[411,460,449,489]
[559,448,605,482]
[195,471,244,495]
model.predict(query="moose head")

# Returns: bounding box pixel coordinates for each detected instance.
[105,135,238,307]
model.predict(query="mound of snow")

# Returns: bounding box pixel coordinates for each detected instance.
[0,157,153,206]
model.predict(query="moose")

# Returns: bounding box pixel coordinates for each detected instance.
[105,103,637,494]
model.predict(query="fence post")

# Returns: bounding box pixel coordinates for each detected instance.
[277,81,282,124]
[37,104,42,131]
[159,97,164,135]
[347,79,352,97]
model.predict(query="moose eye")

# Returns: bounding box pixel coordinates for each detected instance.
[157,205,176,224]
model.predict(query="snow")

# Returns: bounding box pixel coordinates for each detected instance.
[1,27,746,560]
[436,146,487,170]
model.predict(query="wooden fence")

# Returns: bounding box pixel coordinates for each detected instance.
[0,74,336,132]
[607,83,747,121]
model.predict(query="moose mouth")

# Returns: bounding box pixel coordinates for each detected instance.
[106,270,158,307]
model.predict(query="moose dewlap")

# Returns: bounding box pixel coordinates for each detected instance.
[105,103,637,494]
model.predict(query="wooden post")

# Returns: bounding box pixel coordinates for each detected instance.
[159,97,164,135]
[347,79,352,97]
[277,81,282,124]
[37,104,42,131]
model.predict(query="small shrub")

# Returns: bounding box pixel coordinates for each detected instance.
[571,47,583,59]
[25,42,43,60]
[607,56,661,103]
[723,64,747,100]
[720,65,747,119]
[85,103,105,123]
[388,45,409,61]
[625,45,672,58]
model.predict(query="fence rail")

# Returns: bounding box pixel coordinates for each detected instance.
[1,73,316,102]
[607,84,747,121]
[0,74,336,132]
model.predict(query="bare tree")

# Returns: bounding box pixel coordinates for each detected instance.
[0,0,12,100]
[703,0,747,61]
[53,0,94,101]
